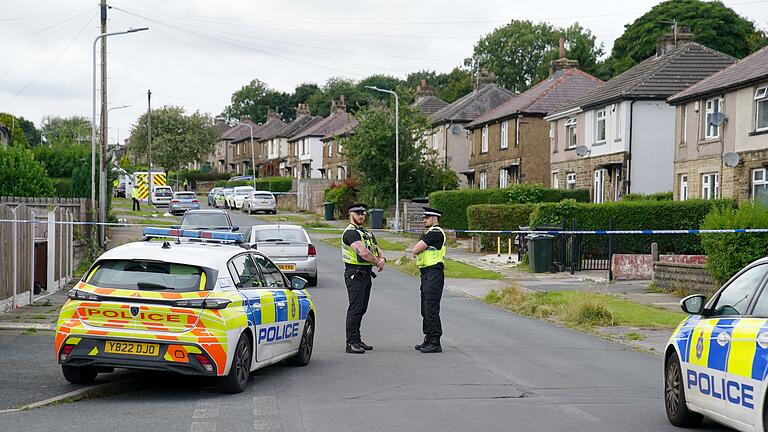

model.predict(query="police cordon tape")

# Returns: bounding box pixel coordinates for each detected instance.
[2,218,768,235]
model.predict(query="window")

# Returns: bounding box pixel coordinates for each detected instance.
[681,105,688,146]
[705,97,722,139]
[614,103,622,139]
[500,121,509,149]
[679,174,688,201]
[614,169,622,202]
[88,260,206,292]
[499,169,508,188]
[552,172,559,189]
[565,117,577,149]
[479,171,488,190]
[701,172,719,200]
[595,108,606,143]
[756,86,768,132]
[337,141,343,155]
[566,173,576,190]
[550,123,557,153]
[711,264,768,316]
[433,131,440,150]
[228,254,264,289]
[481,126,488,153]
[253,255,286,288]
[593,169,606,203]
[327,142,333,158]
[753,168,768,205]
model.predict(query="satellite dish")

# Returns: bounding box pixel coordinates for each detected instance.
[575,145,590,157]
[451,125,461,135]
[723,152,741,167]
[710,112,727,127]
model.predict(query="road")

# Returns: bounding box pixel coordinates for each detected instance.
[0,206,730,432]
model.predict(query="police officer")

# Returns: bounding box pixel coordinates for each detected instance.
[131,184,141,212]
[341,203,385,354]
[411,207,446,353]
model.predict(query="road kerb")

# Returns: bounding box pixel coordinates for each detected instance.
[0,377,144,414]
[0,322,56,331]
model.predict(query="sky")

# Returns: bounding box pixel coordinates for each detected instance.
[0,0,766,146]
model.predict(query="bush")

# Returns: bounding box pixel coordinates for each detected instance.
[0,146,54,196]
[429,184,589,230]
[32,144,89,178]
[325,180,358,219]
[701,202,768,284]
[467,204,536,251]
[622,192,673,201]
[529,199,737,254]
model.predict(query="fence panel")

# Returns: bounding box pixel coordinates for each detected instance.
[0,204,12,301]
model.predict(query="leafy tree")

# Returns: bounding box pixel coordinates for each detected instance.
[0,113,30,147]
[307,77,370,118]
[406,68,473,103]
[224,79,292,123]
[345,101,458,209]
[288,83,321,115]
[40,115,91,147]
[466,20,606,92]
[128,106,219,174]
[32,144,90,178]
[0,146,54,196]
[608,0,768,76]
[16,116,40,147]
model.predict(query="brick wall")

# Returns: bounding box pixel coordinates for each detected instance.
[652,262,718,295]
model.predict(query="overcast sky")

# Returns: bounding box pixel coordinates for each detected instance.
[0,0,766,145]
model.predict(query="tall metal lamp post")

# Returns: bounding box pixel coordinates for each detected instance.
[364,86,399,231]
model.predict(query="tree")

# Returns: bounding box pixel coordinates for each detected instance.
[607,0,768,76]
[128,106,218,174]
[224,79,292,123]
[288,83,321,115]
[0,146,54,196]
[307,77,370,118]
[40,115,91,147]
[16,116,40,147]
[345,101,458,209]
[406,68,473,103]
[466,20,606,93]
[0,113,30,147]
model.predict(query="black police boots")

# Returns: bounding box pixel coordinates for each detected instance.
[345,342,366,354]
[357,341,373,351]
[418,338,442,353]
[414,337,428,350]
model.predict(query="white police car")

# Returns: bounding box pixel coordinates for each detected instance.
[665,257,768,431]
[55,227,315,393]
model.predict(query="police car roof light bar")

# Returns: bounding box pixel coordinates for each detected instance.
[143,227,246,243]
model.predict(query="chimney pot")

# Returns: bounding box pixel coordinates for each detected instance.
[559,36,566,59]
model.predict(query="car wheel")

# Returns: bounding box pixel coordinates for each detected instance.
[307,275,317,287]
[665,353,703,427]
[271,210,277,215]
[287,315,314,367]
[216,332,251,393]
[62,364,98,384]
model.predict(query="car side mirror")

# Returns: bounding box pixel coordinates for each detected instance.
[231,226,239,232]
[171,225,179,229]
[681,294,706,315]
[291,276,308,291]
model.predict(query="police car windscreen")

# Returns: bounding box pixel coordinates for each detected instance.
[175,192,196,200]
[235,189,252,196]
[252,228,306,243]
[254,194,273,200]
[181,213,230,229]
[88,260,207,292]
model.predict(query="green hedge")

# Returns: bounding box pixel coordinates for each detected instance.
[701,203,768,284]
[429,184,590,230]
[212,177,292,192]
[467,204,536,251]
[622,192,673,201]
[529,199,736,254]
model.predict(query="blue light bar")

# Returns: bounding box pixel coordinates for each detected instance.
[143,227,246,243]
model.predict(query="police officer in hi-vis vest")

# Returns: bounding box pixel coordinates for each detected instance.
[411,207,446,353]
[341,203,385,354]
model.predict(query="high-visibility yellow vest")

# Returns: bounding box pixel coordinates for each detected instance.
[416,226,446,268]
[131,187,139,199]
[341,224,378,266]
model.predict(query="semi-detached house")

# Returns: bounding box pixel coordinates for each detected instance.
[545,33,735,203]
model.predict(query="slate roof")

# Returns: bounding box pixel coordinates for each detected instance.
[289,111,356,141]
[669,45,768,104]
[226,117,288,143]
[260,114,322,141]
[220,120,257,141]
[411,95,449,116]
[466,68,603,128]
[429,84,513,125]
[321,115,359,141]
[551,42,736,116]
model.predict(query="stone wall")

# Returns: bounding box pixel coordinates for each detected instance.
[652,262,718,295]
[550,152,627,202]
[612,254,707,280]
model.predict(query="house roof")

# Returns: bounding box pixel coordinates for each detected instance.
[321,114,359,141]
[228,117,288,143]
[411,95,449,116]
[551,42,736,116]
[259,114,321,141]
[289,111,356,141]
[466,68,603,128]
[221,120,257,141]
[429,83,513,125]
[669,45,768,104]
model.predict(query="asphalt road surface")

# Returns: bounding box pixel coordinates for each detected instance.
[0,207,731,432]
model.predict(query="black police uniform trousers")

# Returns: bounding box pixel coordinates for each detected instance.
[344,265,373,344]
[420,265,444,342]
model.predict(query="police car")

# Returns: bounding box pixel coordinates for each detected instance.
[665,257,768,431]
[55,227,316,393]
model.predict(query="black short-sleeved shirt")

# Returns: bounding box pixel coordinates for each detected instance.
[420,226,445,270]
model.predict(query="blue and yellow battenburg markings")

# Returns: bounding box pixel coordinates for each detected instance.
[237,289,311,344]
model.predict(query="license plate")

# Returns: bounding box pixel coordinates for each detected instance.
[277,264,296,271]
[260,201,269,204]
[104,340,159,356]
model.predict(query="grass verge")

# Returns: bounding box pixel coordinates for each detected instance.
[485,285,685,329]
[390,256,503,280]
[320,237,407,251]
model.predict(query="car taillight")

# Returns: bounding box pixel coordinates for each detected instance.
[192,199,199,203]
[308,244,317,256]
[194,354,214,372]
[171,199,180,203]
[60,345,74,362]
[173,298,231,309]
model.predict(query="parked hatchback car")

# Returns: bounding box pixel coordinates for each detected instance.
[243,191,277,215]
[207,187,222,206]
[249,225,317,286]
[151,186,174,207]
[227,186,255,209]
[170,191,200,215]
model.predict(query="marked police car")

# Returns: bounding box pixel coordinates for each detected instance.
[55,227,316,394]
[665,257,768,431]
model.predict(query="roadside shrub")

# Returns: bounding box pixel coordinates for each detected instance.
[32,144,89,178]
[325,180,358,219]
[562,297,616,327]
[429,184,589,230]
[467,204,536,251]
[701,202,768,284]
[622,192,673,201]
[0,146,54,196]
[529,199,736,254]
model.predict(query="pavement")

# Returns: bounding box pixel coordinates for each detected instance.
[0,206,724,432]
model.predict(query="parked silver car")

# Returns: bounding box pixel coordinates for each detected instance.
[249,225,317,286]
[243,191,277,215]
[169,191,200,215]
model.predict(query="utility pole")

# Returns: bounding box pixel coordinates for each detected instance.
[147,89,153,206]
[98,0,108,247]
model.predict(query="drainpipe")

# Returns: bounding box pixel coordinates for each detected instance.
[444,121,449,169]
[626,100,637,195]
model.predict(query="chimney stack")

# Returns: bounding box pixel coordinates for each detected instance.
[656,30,695,57]
[266,108,280,121]
[549,35,579,76]
[336,95,346,112]
[559,36,566,59]
[297,103,311,116]
[240,115,251,123]
[415,80,435,101]
[473,69,497,90]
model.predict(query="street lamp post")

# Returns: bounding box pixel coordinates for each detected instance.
[238,122,257,189]
[91,27,147,247]
[364,86,399,231]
